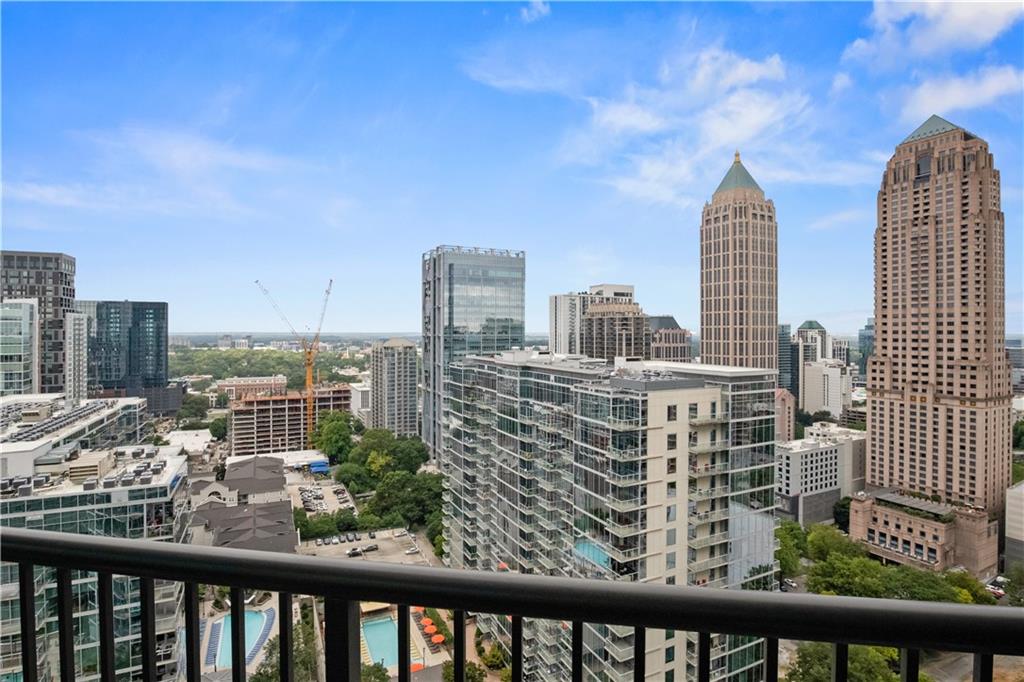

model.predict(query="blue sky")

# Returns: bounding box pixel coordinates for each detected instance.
[3,2,1022,335]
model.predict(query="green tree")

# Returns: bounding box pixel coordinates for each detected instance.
[777,521,808,556]
[392,436,429,474]
[360,663,389,682]
[785,643,896,682]
[776,534,801,579]
[810,410,837,423]
[311,411,354,464]
[215,392,229,408]
[365,472,443,528]
[1012,420,1024,450]
[886,565,963,603]
[481,643,508,669]
[177,393,209,421]
[335,462,373,493]
[807,554,888,598]
[209,416,228,441]
[942,570,996,605]
[500,668,512,682]
[1004,562,1024,607]
[806,524,864,562]
[250,607,319,681]
[833,497,852,533]
[335,509,358,532]
[350,429,396,466]
[366,450,394,478]
[442,661,486,682]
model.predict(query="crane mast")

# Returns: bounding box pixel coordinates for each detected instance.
[255,279,333,448]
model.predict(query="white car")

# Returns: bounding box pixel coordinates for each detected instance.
[783,578,797,589]
[404,547,419,555]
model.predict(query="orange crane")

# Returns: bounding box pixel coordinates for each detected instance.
[255,279,333,448]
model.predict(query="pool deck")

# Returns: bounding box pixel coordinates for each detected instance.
[360,607,450,676]
[199,597,280,675]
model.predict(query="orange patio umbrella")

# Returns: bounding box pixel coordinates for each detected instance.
[411,663,425,672]
[424,624,437,634]
[421,617,433,626]
[431,634,445,644]
[411,606,425,613]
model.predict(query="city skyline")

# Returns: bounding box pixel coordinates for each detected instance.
[3,2,1022,336]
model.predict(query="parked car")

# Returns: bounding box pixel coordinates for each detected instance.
[985,584,1006,599]
[347,547,363,557]
[315,538,322,547]
[354,533,362,541]
[362,544,379,553]
[404,547,419,555]
[346,532,356,542]
[394,529,408,537]
[368,531,376,539]
[783,578,797,589]
[331,536,340,545]
[779,585,788,593]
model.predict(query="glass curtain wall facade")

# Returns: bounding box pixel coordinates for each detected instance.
[0,455,190,682]
[443,352,776,681]
[421,246,525,460]
[74,302,169,391]
[0,300,40,396]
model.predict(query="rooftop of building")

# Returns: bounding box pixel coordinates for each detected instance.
[0,395,145,451]
[424,245,525,259]
[229,383,351,405]
[713,150,763,196]
[193,455,287,495]
[226,449,327,470]
[0,446,187,499]
[798,320,825,330]
[190,500,297,553]
[379,337,416,348]
[901,114,974,144]
[648,315,681,332]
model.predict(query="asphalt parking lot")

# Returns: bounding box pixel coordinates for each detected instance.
[299,527,431,566]
[287,479,355,517]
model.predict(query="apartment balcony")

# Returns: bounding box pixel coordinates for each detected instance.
[689,414,728,426]
[688,461,732,477]
[688,553,732,573]
[607,444,642,461]
[606,496,644,513]
[689,507,731,524]
[688,485,732,501]
[689,442,729,455]
[607,415,642,430]
[688,531,731,549]
[605,518,644,538]
[3,528,1020,682]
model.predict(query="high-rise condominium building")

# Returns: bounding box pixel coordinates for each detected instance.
[580,301,652,361]
[796,320,832,361]
[421,245,525,459]
[799,359,853,419]
[63,311,90,405]
[74,301,169,391]
[0,299,40,395]
[370,338,418,436]
[832,339,850,366]
[777,324,793,394]
[443,351,776,681]
[549,284,634,354]
[867,115,1012,513]
[0,251,76,393]
[649,316,693,362]
[700,152,777,369]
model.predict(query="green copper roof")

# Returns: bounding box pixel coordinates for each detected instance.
[714,151,762,195]
[798,320,825,330]
[902,115,962,143]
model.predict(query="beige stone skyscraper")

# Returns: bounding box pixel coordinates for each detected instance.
[700,151,778,369]
[867,115,1012,513]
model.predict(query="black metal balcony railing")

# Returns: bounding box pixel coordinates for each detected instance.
[3,528,1022,682]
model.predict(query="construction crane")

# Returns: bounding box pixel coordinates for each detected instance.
[255,279,333,448]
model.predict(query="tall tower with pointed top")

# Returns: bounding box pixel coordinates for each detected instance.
[699,151,778,369]
[867,115,1012,513]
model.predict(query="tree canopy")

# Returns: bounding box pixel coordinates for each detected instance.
[785,642,933,682]
[311,410,355,464]
[208,416,227,441]
[169,348,367,389]
[177,393,209,421]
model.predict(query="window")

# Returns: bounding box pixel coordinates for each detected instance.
[668,405,677,422]
[667,552,676,570]
[689,403,698,418]
[667,458,677,475]
[667,434,677,451]
[666,529,677,546]
[665,646,675,663]
[666,505,677,522]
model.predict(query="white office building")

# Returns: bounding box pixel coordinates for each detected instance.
[0,298,40,396]
[799,359,853,418]
[776,422,867,525]
[63,310,90,405]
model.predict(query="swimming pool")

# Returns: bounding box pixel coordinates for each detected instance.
[362,616,399,668]
[215,610,267,669]
[575,538,612,569]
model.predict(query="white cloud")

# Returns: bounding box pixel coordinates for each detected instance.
[589,98,668,134]
[900,65,1024,122]
[519,1,550,24]
[844,2,1024,66]
[830,72,852,96]
[808,208,874,232]
[685,48,785,94]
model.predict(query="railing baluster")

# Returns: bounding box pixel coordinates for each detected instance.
[511,615,523,682]
[571,621,583,682]
[697,631,711,682]
[18,562,38,682]
[633,626,646,681]
[831,642,849,682]
[230,587,245,682]
[184,583,200,682]
[764,636,779,682]
[140,577,156,682]
[324,598,360,681]
[972,653,993,682]
[56,568,74,682]
[398,604,411,682]
[98,572,115,682]
[278,592,293,682]
[453,609,466,682]
[900,648,920,682]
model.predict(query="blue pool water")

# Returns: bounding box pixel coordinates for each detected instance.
[575,538,611,568]
[216,610,267,669]
[363,616,399,668]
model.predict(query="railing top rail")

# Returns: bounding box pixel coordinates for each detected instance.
[3,528,1021,655]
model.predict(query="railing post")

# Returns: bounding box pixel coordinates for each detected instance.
[98,572,116,682]
[324,598,360,681]
[453,609,466,682]
[230,587,245,682]
[18,563,38,682]
[973,653,993,682]
[634,626,646,682]
[571,621,584,682]
[140,577,156,682]
[900,648,920,682]
[184,582,201,682]
[764,637,779,682]
[398,604,411,682]
[278,592,293,682]
[831,643,849,682]
[511,615,523,682]
[56,568,75,682]
[697,631,711,682]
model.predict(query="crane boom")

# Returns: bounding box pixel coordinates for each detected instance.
[254,279,332,448]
